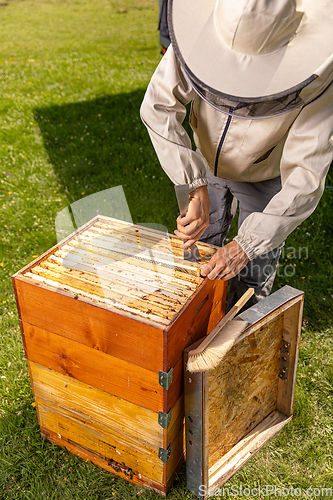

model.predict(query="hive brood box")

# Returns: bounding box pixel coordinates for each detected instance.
[184,285,304,499]
[12,215,227,495]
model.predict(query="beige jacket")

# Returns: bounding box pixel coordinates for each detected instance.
[140,46,333,260]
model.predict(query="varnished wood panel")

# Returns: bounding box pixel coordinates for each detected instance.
[166,423,185,483]
[15,278,165,373]
[31,360,186,495]
[23,322,164,412]
[165,395,185,449]
[37,397,165,482]
[42,427,168,495]
[13,214,225,374]
[207,315,282,467]
[30,360,185,451]
[29,361,164,447]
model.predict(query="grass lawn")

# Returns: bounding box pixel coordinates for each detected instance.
[0,0,332,498]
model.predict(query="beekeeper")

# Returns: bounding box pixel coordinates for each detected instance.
[141,0,333,309]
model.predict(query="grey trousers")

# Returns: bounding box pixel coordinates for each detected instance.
[199,170,283,312]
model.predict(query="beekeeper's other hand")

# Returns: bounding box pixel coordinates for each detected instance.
[200,241,249,280]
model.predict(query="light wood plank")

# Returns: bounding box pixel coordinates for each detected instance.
[29,361,164,447]
[37,398,165,483]
[30,360,186,493]
[41,427,168,495]
[165,395,185,449]
[30,360,185,451]
[208,411,292,492]
[166,424,185,483]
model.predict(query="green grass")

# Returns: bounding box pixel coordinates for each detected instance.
[0,0,332,498]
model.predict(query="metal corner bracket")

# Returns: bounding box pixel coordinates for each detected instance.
[158,408,172,429]
[159,368,173,390]
[158,445,171,463]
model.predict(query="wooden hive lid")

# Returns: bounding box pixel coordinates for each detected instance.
[183,285,304,498]
[17,216,218,327]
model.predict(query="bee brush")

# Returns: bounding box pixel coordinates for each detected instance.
[187,288,254,372]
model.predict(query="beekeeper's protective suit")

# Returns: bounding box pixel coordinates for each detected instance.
[141,0,333,309]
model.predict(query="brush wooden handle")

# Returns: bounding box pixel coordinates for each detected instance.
[188,287,254,356]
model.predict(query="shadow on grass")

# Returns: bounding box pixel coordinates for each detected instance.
[33,90,180,235]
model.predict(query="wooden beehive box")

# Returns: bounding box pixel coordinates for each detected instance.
[184,285,304,499]
[12,215,227,495]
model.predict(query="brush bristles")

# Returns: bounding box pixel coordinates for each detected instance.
[186,342,235,372]
[186,320,248,373]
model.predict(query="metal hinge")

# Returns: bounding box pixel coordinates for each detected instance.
[279,340,291,380]
[158,409,172,429]
[158,445,171,463]
[159,368,173,390]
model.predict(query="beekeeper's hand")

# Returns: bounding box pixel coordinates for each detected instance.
[174,185,210,249]
[200,241,249,280]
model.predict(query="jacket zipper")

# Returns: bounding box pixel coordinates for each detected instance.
[214,114,232,176]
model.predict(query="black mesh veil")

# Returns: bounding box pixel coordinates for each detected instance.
[186,71,316,119]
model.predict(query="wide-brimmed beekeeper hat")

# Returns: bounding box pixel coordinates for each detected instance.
[168,0,333,118]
